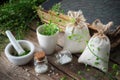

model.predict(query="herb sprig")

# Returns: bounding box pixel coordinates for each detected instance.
[60,76,67,80]
[51,3,64,14]
[39,22,59,36]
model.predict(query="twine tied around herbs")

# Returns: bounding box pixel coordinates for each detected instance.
[92,19,113,39]
[67,10,86,33]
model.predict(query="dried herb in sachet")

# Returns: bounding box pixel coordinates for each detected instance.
[78,19,113,72]
[64,10,90,53]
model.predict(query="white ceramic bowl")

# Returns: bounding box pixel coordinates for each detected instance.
[5,40,35,65]
[36,25,59,55]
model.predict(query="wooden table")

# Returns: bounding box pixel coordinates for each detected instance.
[1,0,120,80]
[0,21,120,80]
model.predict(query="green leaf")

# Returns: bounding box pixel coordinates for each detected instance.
[77,71,81,75]
[112,64,119,70]
[60,76,67,80]
[97,47,100,51]
[68,35,72,39]
[80,50,83,53]
[86,40,89,44]
[81,77,86,80]
[85,64,88,68]
[115,71,119,76]
[19,50,30,56]
[94,62,99,65]
[88,59,91,60]
[96,57,99,60]
[87,68,90,72]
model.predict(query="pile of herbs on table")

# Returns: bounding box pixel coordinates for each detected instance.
[0,0,46,51]
[0,0,46,39]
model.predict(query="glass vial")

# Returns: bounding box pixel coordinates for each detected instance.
[34,51,48,74]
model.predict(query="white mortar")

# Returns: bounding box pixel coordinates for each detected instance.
[5,40,35,65]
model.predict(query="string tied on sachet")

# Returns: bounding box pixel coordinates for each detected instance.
[92,19,113,39]
[68,10,86,27]
[67,10,87,33]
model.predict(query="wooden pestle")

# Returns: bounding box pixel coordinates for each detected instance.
[6,30,25,55]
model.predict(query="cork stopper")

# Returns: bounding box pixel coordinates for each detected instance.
[34,51,45,61]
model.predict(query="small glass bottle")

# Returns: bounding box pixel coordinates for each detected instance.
[55,50,72,65]
[34,51,48,74]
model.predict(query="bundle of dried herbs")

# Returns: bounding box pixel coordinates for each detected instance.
[0,0,46,52]
[0,0,45,39]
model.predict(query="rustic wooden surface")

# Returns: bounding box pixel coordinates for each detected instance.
[0,21,120,80]
[1,0,120,80]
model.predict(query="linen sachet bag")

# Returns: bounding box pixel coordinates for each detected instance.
[78,19,113,72]
[64,10,90,53]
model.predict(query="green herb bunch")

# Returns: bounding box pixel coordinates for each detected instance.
[40,22,59,36]
[51,3,64,13]
[0,0,45,39]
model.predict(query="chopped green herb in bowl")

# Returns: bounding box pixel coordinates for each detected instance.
[12,49,30,57]
[39,22,59,36]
